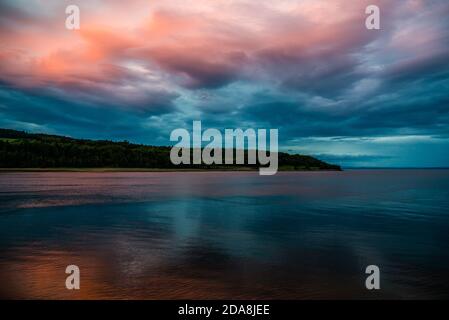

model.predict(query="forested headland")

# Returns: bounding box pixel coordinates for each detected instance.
[0,129,341,171]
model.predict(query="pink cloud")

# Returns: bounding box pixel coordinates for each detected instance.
[0,0,446,108]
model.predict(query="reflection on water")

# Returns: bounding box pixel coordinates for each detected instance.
[0,170,449,299]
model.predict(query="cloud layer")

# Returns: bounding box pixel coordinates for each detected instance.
[1,0,449,166]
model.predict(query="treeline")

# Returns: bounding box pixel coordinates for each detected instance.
[0,128,341,170]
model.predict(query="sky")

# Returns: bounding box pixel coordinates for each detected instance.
[0,0,448,167]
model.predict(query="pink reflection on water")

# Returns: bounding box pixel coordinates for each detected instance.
[1,170,445,210]
[0,171,340,209]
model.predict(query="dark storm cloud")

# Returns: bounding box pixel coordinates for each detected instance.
[0,84,174,143]
[144,49,247,89]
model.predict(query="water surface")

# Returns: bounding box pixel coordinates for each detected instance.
[1,170,449,299]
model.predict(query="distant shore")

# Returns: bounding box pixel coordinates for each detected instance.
[0,167,342,172]
[0,129,342,171]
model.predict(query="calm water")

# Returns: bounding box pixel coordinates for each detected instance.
[0,170,449,299]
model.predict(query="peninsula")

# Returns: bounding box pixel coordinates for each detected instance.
[0,129,341,171]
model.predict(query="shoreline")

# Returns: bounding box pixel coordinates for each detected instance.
[1,168,447,173]
[0,167,342,173]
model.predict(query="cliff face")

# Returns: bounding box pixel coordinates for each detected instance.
[0,128,341,170]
